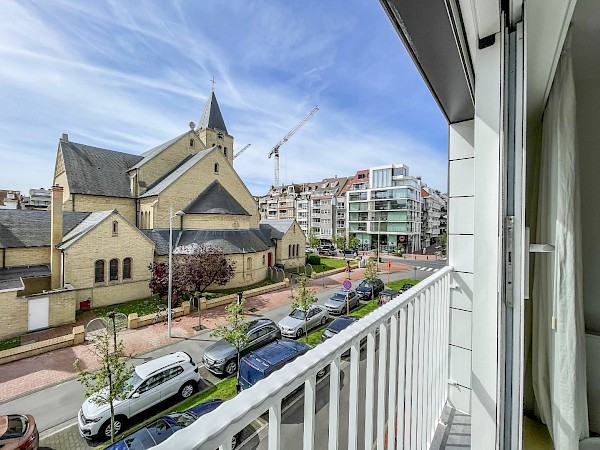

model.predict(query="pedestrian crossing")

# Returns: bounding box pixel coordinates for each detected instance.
[415,266,440,272]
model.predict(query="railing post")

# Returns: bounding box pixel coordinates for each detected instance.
[364,331,376,449]
[328,356,341,450]
[397,306,408,450]
[269,400,282,449]
[348,342,361,450]
[404,300,415,449]
[388,312,399,449]
[303,376,316,450]
[377,322,388,450]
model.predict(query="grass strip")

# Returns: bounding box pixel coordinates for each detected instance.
[0,336,21,351]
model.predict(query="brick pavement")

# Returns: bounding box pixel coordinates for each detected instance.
[0,261,411,404]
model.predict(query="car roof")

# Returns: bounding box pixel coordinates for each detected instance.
[247,318,276,332]
[327,316,359,332]
[135,351,191,379]
[244,339,310,369]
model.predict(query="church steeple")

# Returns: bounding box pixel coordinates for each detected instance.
[197,91,228,134]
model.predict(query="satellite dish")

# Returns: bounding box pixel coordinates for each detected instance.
[189,121,195,130]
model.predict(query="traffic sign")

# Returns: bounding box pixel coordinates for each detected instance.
[343,279,352,290]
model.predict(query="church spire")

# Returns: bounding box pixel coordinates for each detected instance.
[197,90,228,134]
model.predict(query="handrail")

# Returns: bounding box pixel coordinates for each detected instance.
[155,265,454,449]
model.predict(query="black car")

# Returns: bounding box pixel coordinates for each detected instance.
[321,316,359,343]
[342,248,358,257]
[355,278,385,299]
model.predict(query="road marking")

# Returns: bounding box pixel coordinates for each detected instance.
[39,419,78,439]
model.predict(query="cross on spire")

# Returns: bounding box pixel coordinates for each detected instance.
[210,76,216,91]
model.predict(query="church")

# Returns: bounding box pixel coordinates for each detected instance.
[0,91,306,339]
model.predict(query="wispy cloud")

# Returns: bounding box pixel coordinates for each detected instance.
[0,0,447,197]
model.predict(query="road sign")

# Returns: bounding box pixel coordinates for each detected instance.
[343,279,352,290]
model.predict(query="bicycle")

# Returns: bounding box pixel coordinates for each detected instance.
[152,304,174,324]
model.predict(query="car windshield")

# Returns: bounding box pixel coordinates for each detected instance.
[171,411,198,428]
[127,372,143,389]
[359,281,371,288]
[0,415,27,440]
[330,293,346,302]
[289,309,307,320]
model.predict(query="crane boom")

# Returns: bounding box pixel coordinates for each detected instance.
[233,144,251,159]
[268,106,319,186]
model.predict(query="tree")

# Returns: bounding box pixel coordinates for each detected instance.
[348,235,360,250]
[74,327,133,443]
[291,276,318,342]
[211,297,249,383]
[308,229,319,248]
[363,259,380,300]
[334,235,348,253]
[148,259,188,306]
[438,233,447,252]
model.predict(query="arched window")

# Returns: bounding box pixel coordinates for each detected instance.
[214,163,219,173]
[296,244,299,256]
[110,259,119,281]
[112,220,118,236]
[247,257,252,271]
[218,145,222,149]
[262,255,266,265]
[123,258,132,279]
[190,139,194,147]
[288,244,292,257]
[95,260,105,283]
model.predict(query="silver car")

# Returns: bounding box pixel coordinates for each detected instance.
[278,305,329,338]
[323,289,360,315]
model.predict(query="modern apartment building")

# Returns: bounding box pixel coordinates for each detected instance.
[257,184,303,221]
[0,189,21,209]
[20,188,52,210]
[346,164,424,253]
[420,185,445,248]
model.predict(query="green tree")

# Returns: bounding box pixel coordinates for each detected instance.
[348,235,360,250]
[308,229,319,248]
[291,276,318,342]
[211,297,249,383]
[363,259,381,300]
[438,233,447,251]
[74,327,133,443]
[334,235,348,253]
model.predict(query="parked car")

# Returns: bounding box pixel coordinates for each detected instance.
[0,414,39,450]
[203,318,281,376]
[320,316,359,343]
[238,339,323,392]
[278,305,329,338]
[342,248,358,257]
[379,288,399,306]
[105,399,241,449]
[78,352,200,440]
[355,278,385,300]
[318,246,336,256]
[323,289,360,315]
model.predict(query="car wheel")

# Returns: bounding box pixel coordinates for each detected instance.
[224,359,237,376]
[317,367,326,378]
[231,432,240,449]
[296,328,304,338]
[179,381,196,399]
[101,416,126,439]
[320,316,327,325]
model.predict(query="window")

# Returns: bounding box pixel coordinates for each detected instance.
[95,260,105,283]
[190,139,195,147]
[224,147,227,157]
[214,163,219,173]
[110,259,119,281]
[262,255,266,265]
[123,258,132,279]
[112,220,118,236]
[288,244,292,257]
[296,244,299,256]
[247,257,252,271]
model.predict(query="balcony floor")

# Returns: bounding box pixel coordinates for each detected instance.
[431,404,471,449]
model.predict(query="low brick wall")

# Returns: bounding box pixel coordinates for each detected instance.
[0,325,84,366]
[127,302,190,329]
[200,281,289,310]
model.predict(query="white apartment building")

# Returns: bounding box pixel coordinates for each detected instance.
[20,188,51,210]
[346,164,423,253]
[421,185,445,248]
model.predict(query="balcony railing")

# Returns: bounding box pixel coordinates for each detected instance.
[157,266,453,450]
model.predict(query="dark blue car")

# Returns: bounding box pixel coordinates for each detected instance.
[105,399,241,449]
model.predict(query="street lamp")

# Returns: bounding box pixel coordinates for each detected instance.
[168,206,185,338]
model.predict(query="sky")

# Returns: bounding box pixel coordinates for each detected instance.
[0,0,448,197]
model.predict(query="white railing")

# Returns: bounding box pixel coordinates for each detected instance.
[156,266,453,450]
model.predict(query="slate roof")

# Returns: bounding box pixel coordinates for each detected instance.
[0,265,50,282]
[58,210,115,249]
[0,278,25,292]
[60,140,142,198]
[131,131,189,170]
[259,219,295,240]
[198,91,228,133]
[0,210,89,248]
[140,148,214,198]
[143,229,271,256]
[183,180,250,215]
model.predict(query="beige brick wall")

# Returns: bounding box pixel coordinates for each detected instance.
[181,214,254,230]
[0,291,27,339]
[63,212,154,290]
[4,247,50,267]
[71,195,136,223]
[153,149,260,229]
[53,166,72,202]
[88,280,152,308]
[137,132,203,191]
[276,221,306,269]
[196,128,234,165]
[24,290,77,328]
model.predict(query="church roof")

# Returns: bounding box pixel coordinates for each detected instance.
[143,229,271,255]
[259,219,295,240]
[60,140,142,198]
[0,210,90,248]
[183,180,250,215]
[140,148,214,198]
[130,131,189,170]
[198,91,228,133]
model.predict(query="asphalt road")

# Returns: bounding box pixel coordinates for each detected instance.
[0,263,438,448]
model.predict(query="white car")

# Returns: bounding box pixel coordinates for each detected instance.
[78,351,200,440]
[278,304,329,338]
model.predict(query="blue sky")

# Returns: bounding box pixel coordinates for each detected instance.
[0,0,447,197]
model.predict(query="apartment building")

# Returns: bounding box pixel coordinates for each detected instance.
[20,188,52,210]
[0,189,21,209]
[420,185,445,248]
[257,184,303,221]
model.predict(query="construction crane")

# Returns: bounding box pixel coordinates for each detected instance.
[233,144,251,159]
[268,106,319,186]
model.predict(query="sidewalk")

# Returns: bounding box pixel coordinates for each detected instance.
[0,261,412,403]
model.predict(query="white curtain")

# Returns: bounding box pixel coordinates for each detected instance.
[531,30,589,449]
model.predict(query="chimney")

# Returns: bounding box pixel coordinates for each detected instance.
[61,133,69,143]
[50,185,64,289]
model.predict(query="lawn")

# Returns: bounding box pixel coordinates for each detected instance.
[309,257,356,273]
[0,336,21,352]
[386,279,419,291]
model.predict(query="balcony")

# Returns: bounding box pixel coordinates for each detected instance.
[156,267,457,449]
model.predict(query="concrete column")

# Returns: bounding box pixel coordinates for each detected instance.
[50,185,64,290]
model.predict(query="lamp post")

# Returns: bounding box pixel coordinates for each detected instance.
[168,206,185,338]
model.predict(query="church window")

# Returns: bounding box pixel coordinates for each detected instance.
[218,145,222,150]
[262,255,266,265]
[95,260,105,283]
[110,259,119,281]
[288,244,292,257]
[224,147,227,157]
[296,244,299,256]
[112,220,118,236]
[190,139,194,147]
[123,258,132,279]
[214,163,219,173]
[247,257,252,272]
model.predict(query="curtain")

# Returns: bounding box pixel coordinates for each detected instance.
[531,30,589,449]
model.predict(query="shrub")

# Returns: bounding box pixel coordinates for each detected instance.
[306,254,321,265]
